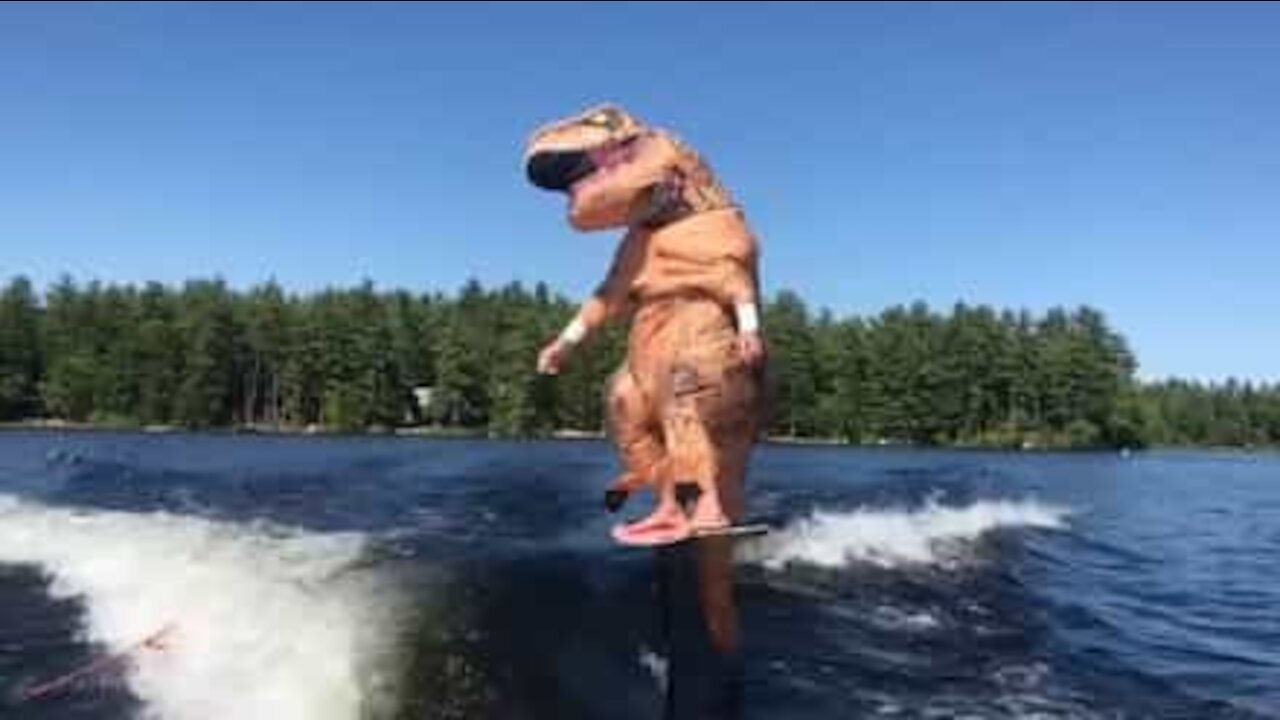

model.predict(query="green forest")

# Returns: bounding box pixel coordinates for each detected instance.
[0,275,1276,449]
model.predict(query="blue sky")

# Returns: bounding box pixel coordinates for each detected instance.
[1,2,1277,382]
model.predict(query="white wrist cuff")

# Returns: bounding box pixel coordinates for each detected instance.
[735,302,759,334]
[559,317,587,345]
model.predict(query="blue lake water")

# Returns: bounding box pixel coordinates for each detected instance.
[0,430,1276,719]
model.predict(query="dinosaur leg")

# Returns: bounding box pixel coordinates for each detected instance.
[613,363,718,546]
[604,366,683,529]
[666,357,760,535]
[609,366,700,544]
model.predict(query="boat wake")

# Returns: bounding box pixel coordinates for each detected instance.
[743,497,1071,570]
[0,494,401,720]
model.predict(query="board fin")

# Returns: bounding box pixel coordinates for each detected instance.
[613,520,772,547]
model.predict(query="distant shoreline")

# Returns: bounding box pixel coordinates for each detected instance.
[3,418,1275,453]
[0,418,586,441]
[6,275,1274,454]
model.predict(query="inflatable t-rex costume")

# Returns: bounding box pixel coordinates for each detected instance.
[526,104,766,546]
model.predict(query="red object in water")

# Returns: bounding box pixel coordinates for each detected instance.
[19,623,176,702]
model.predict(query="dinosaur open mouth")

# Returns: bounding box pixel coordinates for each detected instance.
[526,149,597,192]
[527,138,638,194]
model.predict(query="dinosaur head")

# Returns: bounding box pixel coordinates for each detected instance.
[525,104,645,191]
[524,103,676,230]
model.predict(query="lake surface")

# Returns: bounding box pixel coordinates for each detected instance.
[0,431,1276,719]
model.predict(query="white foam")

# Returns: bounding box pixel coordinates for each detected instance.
[870,605,941,632]
[0,494,400,720]
[743,498,1070,570]
[636,645,668,691]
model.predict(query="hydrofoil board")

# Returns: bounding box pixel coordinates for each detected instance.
[613,520,772,547]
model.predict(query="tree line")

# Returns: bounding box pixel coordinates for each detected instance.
[0,275,1276,448]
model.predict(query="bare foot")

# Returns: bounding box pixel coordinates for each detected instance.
[620,501,686,533]
[688,496,731,534]
[612,511,691,546]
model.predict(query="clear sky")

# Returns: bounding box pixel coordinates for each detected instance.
[1,2,1277,382]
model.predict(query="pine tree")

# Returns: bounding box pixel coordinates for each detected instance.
[173,280,237,428]
[238,281,291,426]
[764,290,818,437]
[829,317,870,442]
[41,277,97,421]
[0,276,42,420]
[487,283,542,437]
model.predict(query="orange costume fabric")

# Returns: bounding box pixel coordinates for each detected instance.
[525,104,766,535]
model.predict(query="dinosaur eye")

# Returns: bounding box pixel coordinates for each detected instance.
[584,110,617,129]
